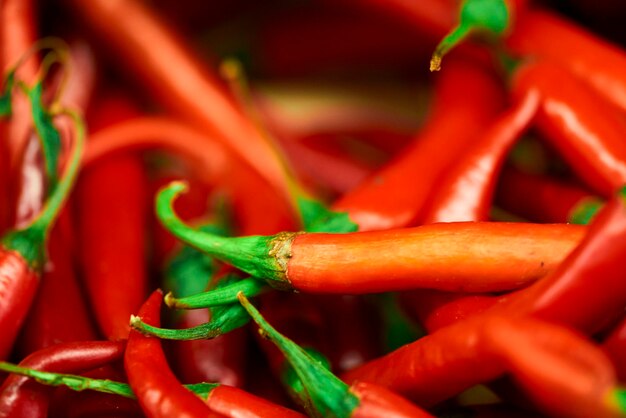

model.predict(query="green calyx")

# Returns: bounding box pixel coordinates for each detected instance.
[239,294,359,418]
[156,182,295,286]
[2,110,85,271]
[430,0,510,71]
[166,276,267,309]
[297,196,358,233]
[0,361,219,400]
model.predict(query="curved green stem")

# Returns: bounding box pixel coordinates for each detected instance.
[238,293,359,418]
[0,361,218,399]
[155,181,294,285]
[430,0,510,71]
[130,302,249,340]
[166,277,267,309]
[2,110,85,270]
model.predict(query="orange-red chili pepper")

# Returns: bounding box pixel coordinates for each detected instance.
[158,182,586,293]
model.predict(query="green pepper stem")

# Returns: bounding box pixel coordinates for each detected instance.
[430,23,472,72]
[430,0,510,72]
[0,361,219,400]
[166,277,267,309]
[238,293,359,418]
[2,109,85,270]
[130,302,249,340]
[155,181,293,284]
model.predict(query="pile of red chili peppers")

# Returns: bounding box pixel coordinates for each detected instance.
[2,0,626,417]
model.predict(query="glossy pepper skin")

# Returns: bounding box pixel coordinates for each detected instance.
[423,90,539,223]
[342,316,619,417]
[333,57,505,230]
[511,60,626,197]
[345,193,626,415]
[125,290,220,418]
[506,9,626,115]
[0,341,125,418]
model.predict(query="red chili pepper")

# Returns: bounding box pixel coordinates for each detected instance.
[77,95,149,340]
[125,290,221,417]
[495,194,626,334]
[422,90,539,223]
[0,110,83,359]
[342,315,620,417]
[158,185,584,293]
[240,294,435,418]
[345,192,626,413]
[15,41,97,355]
[15,220,97,355]
[495,167,598,224]
[333,57,505,230]
[510,60,626,197]
[506,9,626,114]
[0,341,125,417]
[204,385,306,418]
[67,0,295,206]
